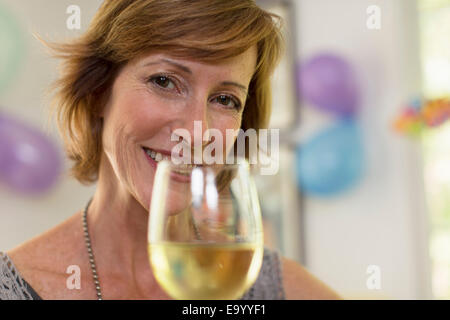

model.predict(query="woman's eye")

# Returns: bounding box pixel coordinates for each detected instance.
[150,75,175,90]
[215,95,241,110]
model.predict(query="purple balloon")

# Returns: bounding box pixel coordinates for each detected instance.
[0,113,62,194]
[298,53,359,116]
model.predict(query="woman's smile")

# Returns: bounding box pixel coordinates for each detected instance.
[142,146,170,169]
[142,146,194,183]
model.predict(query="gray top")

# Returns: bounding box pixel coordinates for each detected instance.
[0,247,285,300]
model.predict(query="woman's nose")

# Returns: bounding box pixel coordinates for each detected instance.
[175,99,212,154]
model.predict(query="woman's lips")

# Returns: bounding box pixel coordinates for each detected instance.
[143,147,157,169]
[143,147,191,183]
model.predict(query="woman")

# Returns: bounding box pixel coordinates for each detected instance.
[0,0,341,300]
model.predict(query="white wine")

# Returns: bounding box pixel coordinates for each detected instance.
[148,242,263,300]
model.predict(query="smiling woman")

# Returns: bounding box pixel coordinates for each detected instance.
[98,48,258,213]
[0,0,341,300]
[46,0,282,187]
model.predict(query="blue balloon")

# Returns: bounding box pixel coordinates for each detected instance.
[295,120,364,196]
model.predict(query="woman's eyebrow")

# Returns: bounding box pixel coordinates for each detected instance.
[220,81,248,96]
[142,58,192,74]
[141,58,249,95]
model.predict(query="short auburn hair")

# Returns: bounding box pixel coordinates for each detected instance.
[45,0,284,185]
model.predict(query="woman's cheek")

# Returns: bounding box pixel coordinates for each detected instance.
[113,126,131,174]
[213,118,242,162]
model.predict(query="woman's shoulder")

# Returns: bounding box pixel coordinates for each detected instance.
[7,211,83,267]
[3,211,86,299]
[280,255,342,300]
[242,247,341,300]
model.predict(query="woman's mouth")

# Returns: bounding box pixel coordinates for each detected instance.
[143,147,168,163]
[142,147,166,171]
[142,146,195,181]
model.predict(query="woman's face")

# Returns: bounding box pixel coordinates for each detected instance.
[100,46,257,213]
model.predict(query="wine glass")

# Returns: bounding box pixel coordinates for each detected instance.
[147,159,264,300]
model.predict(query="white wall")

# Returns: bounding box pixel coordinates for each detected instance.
[291,0,433,299]
[0,0,102,250]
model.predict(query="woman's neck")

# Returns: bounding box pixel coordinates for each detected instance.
[85,157,160,298]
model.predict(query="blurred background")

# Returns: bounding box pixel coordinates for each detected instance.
[0,0,449,299]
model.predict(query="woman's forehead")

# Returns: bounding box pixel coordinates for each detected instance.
[132,47,257,73]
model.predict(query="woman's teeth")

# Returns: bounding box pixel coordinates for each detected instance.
[144,147,197,171]
[144,148,167,162]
